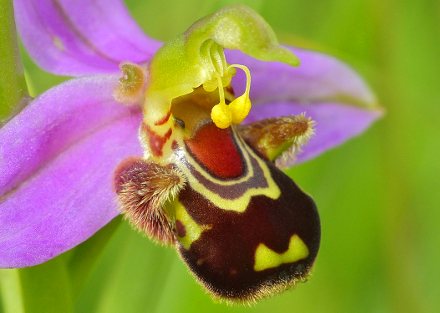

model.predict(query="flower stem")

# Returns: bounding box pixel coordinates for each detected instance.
[0,0,28,124]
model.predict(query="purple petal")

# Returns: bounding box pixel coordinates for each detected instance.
[0,76,142,267]
[228,48,382,165]
[14,0,161,76]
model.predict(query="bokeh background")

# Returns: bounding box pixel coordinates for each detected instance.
[1,0,439,312]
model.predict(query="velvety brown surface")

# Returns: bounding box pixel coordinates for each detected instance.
[178,160,320,300]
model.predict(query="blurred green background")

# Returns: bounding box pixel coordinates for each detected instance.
[1,0,439,312]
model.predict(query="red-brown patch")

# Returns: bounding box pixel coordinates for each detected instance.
[185,123,244,179]
[143,123,173,157]
[154,111,172,126]
[172,140,179,150]
[176,220,186,237]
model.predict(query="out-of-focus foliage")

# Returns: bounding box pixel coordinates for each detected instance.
[3,0,439,312]
[0,0,27,122]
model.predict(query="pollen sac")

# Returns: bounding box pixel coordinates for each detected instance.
[171,122,320,302]
[211,102,232,129]
[229,94,251,124]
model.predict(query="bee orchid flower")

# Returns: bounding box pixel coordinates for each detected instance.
[0,0,382,303]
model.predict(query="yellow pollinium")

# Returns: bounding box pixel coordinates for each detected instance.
[229,94,252,124]
[254,234,309,272]
[210,64,252,129]
[211,103,232,129]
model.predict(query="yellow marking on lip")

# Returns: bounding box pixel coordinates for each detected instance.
[254,234,309,272]
[175,201,210,249]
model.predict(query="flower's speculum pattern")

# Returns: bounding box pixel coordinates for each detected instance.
[114,5,320,303]
[174,122,320,301]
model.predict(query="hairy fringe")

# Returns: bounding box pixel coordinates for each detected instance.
[115,158,186,245]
